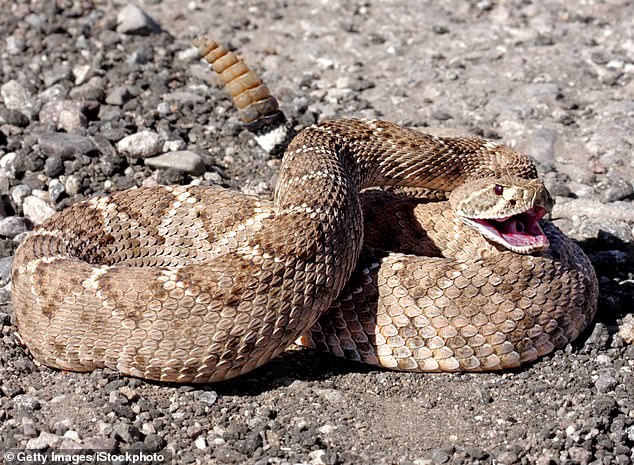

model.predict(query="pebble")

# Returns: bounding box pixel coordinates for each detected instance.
[116,4,161,35]
[0,108,30,127]
[113,422,141,443]
[144,150,205,175]
[594,373,618,393]
[43,155,64,178]
[5,35,26,55]
[39,100,88,132]
[21,417,38,437]
[617,314,634,344]
[48,179,65,202]
[568,446,593,463]
[596,174,634,203]
[0,79,35,118]
[552,199,633,222]
[495,451,519,464]
[105,86,133,106]
[69,76,105,101]
[53,419,73,435]
[0,257,12,286]
[162,139,187,152]
[64,175,82,196]
[194,436,207,450]
[38,132,96,160]
[430,449,450,464]
[0,216,32,238]
[309,449,328,465]
[73,65,92,86]
[195,391,218,406]
[116,130,163,158]
[10,184,32,207]
[42,63,71,88]
[22,195,56,225]
[12,394,41,410]
[26,432,61,450]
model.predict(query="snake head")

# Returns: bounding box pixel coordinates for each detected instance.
[449,177,554,254]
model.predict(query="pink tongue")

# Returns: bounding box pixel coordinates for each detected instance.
[498,218,546,246]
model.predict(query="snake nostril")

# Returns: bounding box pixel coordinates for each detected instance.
[509,199,516,206]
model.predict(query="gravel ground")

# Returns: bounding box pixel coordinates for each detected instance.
[1,1,633,464]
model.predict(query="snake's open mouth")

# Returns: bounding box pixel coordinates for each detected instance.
[464,206,549,254]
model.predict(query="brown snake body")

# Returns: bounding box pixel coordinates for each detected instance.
[10,36,598,382]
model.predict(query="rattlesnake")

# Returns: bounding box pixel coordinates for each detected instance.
[10,36,598,383]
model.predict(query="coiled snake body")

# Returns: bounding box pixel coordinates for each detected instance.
[10,37,598,382]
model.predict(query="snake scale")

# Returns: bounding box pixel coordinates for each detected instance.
[10,36,598,383]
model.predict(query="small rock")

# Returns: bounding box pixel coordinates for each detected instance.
[11,184,32,206]
[0,257,13,286]
[177,47,201,62]
[21,417,38,438]
[69,76,105,101]
[113,423,141,443]
[595,373,618,393]
[116,130,163,158]
[6,35,26,55]
[73,64,92,86]
[568,446,592,463]
[195,391,218,406]
[162,91,205,104]
[42,63,71,88]
[1,79,34,117]
[83,436,117,450]
[430,449,450,464]
[0,152,16,169]
[116,4,161,35]
[22,196,56,225]
[38,132,95,160]
[143,434,166,452]
[105,86,133,106]
[38,84,66,104]
[309,449,328,465]
[63,430,81,442]
[53,419,73,435]
[194,436,207,450]
[48,179,65,202]
[496,451,519,465]
[596,174,634,202]
[0,216,32,238]
[64,175,81,197]
[0,108,30,127]
[0,169,10,195]
[315,388,344,403]
[43,155,64,177]
[26,432,61,450]
[618,314,634,345]
[13,394,41,410]
[39,100,87,132]
[163,139,187,152]
[59,437,82,449]
[144,151,205,175]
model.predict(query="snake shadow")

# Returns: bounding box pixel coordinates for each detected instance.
[576,231,633,327]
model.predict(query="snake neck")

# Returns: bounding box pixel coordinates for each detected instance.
[274,119,539,210]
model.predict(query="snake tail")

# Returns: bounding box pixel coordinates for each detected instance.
[192,35,295,157]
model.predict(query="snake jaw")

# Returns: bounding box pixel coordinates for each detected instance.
[461,206,550,254]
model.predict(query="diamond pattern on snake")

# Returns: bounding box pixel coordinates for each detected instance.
[10,35,598,383]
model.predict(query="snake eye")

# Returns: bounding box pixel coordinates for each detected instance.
[494,184,504,196]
